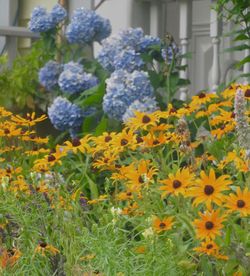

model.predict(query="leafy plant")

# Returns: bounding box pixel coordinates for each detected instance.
[215,0,250,83]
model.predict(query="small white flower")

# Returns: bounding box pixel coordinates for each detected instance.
[110,207,122,216]
[142,227,154,238]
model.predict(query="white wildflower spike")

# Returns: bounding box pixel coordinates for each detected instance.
[234,89,250,159]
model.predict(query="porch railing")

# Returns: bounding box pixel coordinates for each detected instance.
[0,26,39,67]
[142,0,250,97]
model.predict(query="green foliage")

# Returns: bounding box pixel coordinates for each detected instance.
[0,39,54,109]
[215,0,250,82]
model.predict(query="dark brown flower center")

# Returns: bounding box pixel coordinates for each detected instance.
[126,192,132,196]
[136,136,143,143]
[206,244,213,249]
[169,108,177,114]
[204,185,214,195]
[26,114,32,121]
[48,155,56,162]
[29,133,36,139]
[153,139,160,145]
[205,221,214,230]
[33,146,38,151]
[231,112,235,118]
[245,89,250,98]
[198,92,206,98]
[138,175,144,183]
[237,199,245,208]
[142,115,151,124]
[4,128,10,134]
[7,249,15,256]
[39,242,47,248]
[220,124,225,130]
[72,138,81,147]
[104,158,109,163]
[159,222,166,228]
[173,180,182,189]
[120,139,128,146]
[104,135,112,142]
[6,168,11,174]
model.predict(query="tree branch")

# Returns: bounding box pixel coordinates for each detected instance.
[94,0,107,10]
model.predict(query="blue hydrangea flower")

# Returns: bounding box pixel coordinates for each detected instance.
[93,17,112,42]
[29,6,54,32]
[97,27,161,72]
[122,96,159,122]
[118,28,144,49]
[51,4,67,24]
[137,35,161,52]
[58,62,98,94]
[63,62,83,73]
[48,96,84,132]
[113,48,144,72]
[96,36,123,72]
[161,42,180,64]
[38,61,62,90]
[29,4,67,33]
[103,70,154,121]
[66,7,111,44]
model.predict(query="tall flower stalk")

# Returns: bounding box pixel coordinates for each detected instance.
[234,89,250,159]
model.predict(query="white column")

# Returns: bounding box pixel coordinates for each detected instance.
[179,0,192,101]
[243,41,250,83]
[210,0,222,92]
[150,0,161,37]
[69,0,95,15]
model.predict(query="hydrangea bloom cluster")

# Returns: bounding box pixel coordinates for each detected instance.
[38,61,62,90]
[122,97,159,122]
[161,41,180,64]
[48,97,84,133]
[97,27,161,72]
[113,49,144,73]
[29,4,67,33]
[138,35,161,52]
[50,4,67,24]
[103,70,154,121]
[66,7,111,44]
[58,62,98,94]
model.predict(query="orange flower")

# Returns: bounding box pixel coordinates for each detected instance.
[0,248,21,268]
[35,242,59,256]
[160,168,195,197]
[125,159,158,190]
[187,168,232,209]
[11,112,47,126]
[193,209,226,240]
[194,240,228,260]
[63,135,91,154]
[191,92,217,106]
[125,111,159,131]
[210,122,235,139]
[153,216,174,233]
[111,128,137,151]
[225,187,250,217]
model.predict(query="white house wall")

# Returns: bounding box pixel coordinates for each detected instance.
[95,0,246,95]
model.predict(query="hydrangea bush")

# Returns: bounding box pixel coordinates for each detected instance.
[27,3,184,138]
